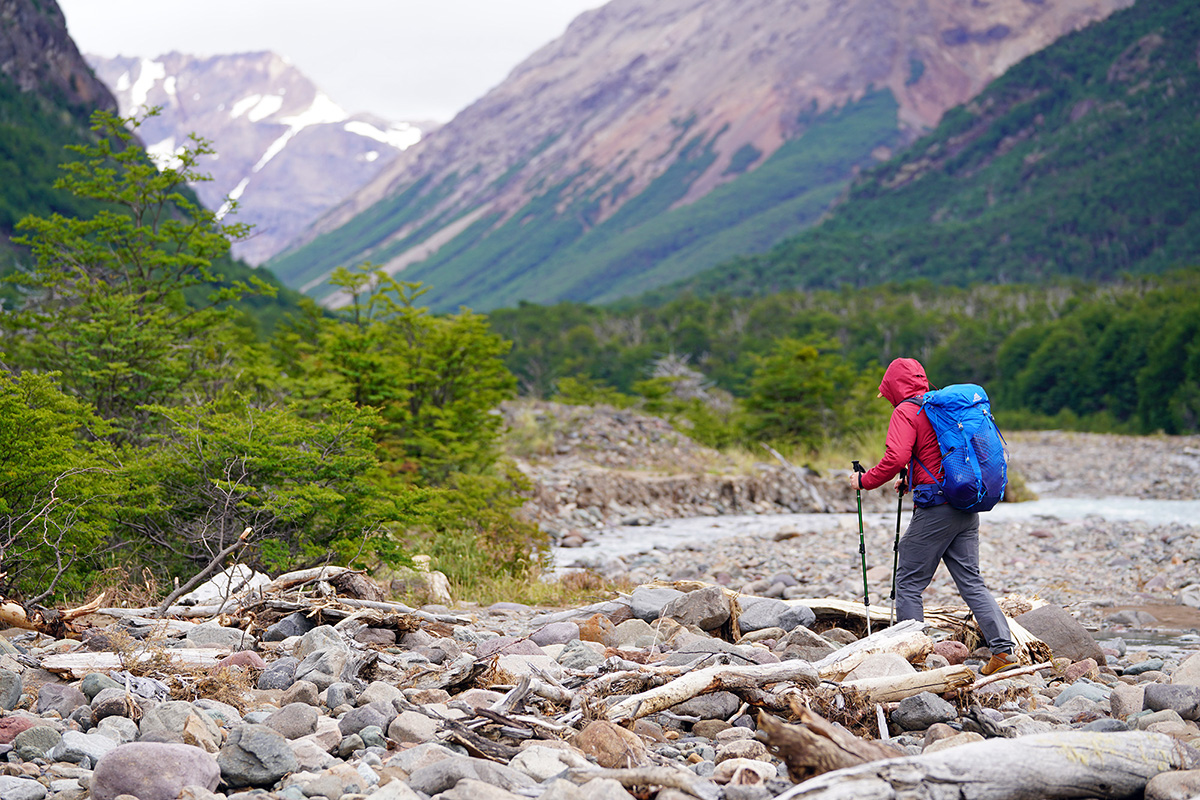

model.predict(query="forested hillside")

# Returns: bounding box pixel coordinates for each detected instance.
[670,0,1199,298]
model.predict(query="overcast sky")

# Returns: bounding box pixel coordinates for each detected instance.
[57,0,607,122]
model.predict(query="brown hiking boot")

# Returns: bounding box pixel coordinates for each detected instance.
[980,652,1020,676]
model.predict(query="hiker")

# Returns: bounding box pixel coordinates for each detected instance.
[849,357,1019,676]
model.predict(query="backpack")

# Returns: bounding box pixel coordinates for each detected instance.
[902,383,1008,512]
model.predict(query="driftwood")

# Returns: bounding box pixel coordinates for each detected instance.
[41,648,232,678]
[811,619,931,681]
[773,731,1198,800]
[568,766,720,800]
[607,661,819,723]
[833,664,975,704]
[0,593,105,639]
[758,705,903,782]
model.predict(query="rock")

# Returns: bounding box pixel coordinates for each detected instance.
[90,687,139,721]
[294,648,350,691]
[693,719,731,738]
[1143,684,1200,721]
[406,756,537,795]
[386,742,460,773]
[922,732,984,753]
[662,586,731,631]
[843,653,916,681]
[890,692,957,731]
[187,620,255,650]
[1064,658,1100,682]
[1145,769,1200,800]
[257,656,299,690]
[437,777,528,800]
[356,627,397,646]
[218,724,298,788]
[1054,682,1110,707]
[1172,652,1200,687]
[578,614,615,644]
[932,640,969,664]
[338,702,395,737]
[1082,717,1129,732]
[1135,710,1185,730]
[213,651,267,672]
[607,619,661,649]
[715,739,768,763]
[358,680,404,708]
[0,776,45,800]
[388,710,440,744]
[671,691,741,720]
[0,716,37,744]
[1110,683,1145,718]
[95,716,138,744]
[476,637,544,658]
[1104,609,1159,627]
[1015,605,1105,664]
[557,640,605,670]
[281,679,319,707]
[1125,659,1165,676]
[0,669,22,710]
[631,586,685,622]
[508,744,592,781]
[48,729,119,765]
[372,781,425,800]
[140,701,221,747]
[579,777,636,800]
[713,758,776,784]
[13,726,61,760]
[36,683,87,717]
[572,720,648,768]
[91,742,221,800]
[263,703,319,740]
[530,622,580,646]
[263,611,318,644]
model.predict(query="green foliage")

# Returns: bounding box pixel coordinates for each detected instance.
[552,376,636,409]
[0,371,122,600]
[5,109,274,441]
[126,399,413,574]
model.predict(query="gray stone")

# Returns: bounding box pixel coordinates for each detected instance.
[539,778,586,800]
[476,637,543,658]
[80,673,121,701]
[324,682,356,709]
[630,586,685,622]
[281,679,319,707]
[13,726,61,760]
[263,703,319,740]
[0,669,22,710]
[1171,652,1200,687]
[0,776,45,800]
[1125,658,1165,676]
[372,781,425,800]
[357,680,404,708]
[738,599,814,632]
[437,777,529,800]
[385,742,460,773]
[1110,683,1145,719]
[91,742,220,800]
[295,625,349,659]
[1144,768,1200,800]
[187,620,256,650]
[662,587,731,631]
[508,745,592,782]
[890,692,957,731]
[294,648,349,691]
[608,619,661,649]
[95,716,139,744]
[1143,683,1200,721]
[140,700,221,744]
[338,702,395,737]
[90,687,141,721]
[218,724,298,788]
[388,710,440,744]
[1135,709,1185,730]
[47,729,119,765]
[407,755,537,795]
[195,698,243,728]
[557,639,605,670]
[258,656,299,690]
[1015,605,1105,664]
[262,612,317,643]
[670,690,740,720]
[360,724,386,749]
[1054,682,1110,707]
[579,777,636,800]
[1082,717,1128,732]
[37,683,87,718]
[530,622,581,646]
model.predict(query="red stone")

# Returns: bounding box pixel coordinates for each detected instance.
[211,651,266,673]
[933,640,970,665]
[0,716,37,744]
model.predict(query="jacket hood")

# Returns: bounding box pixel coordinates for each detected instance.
[879,358,929,406]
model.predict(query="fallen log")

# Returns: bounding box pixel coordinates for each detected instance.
[831,664,975,704]
[772,731,1199,800]
[758,705,903,783]
[41,648,232,678]
[606,661,818,723]
[0,593,105,639]
[811,619,931,681]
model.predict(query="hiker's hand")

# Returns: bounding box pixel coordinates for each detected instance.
[894,476,908,496]
[849,473,863,491]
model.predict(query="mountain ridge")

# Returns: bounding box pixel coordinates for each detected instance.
[268,0,1133,311]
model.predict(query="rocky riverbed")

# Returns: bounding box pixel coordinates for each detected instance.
[0,407,1199,800]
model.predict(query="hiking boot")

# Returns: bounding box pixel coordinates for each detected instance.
[980,652,1020,676]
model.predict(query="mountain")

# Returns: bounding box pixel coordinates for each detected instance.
[0,0,118,274]
[667,0,1200,298]
[87,52,435,266]
[267,0,1132,311]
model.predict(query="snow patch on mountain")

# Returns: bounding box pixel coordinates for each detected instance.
[129,58,164,109]
[344,120,422,150]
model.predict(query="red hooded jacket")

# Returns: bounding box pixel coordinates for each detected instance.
[860,358,943,491]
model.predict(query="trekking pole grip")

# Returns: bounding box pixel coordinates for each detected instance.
[852,460,865,474]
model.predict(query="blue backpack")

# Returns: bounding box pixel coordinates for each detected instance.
[902,384,1008,512]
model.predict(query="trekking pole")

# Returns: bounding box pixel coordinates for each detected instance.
[852,460,871,636]
[889,467,907,626]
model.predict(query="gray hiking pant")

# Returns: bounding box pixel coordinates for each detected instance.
[895,504,1015,654]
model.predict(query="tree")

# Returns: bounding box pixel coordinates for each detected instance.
[0,371,122,600]
[5,109,272,442]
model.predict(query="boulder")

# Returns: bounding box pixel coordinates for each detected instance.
[92,742,220,800]
[572,720,648,768]
[661,587,731,631]
[1143,683,1200,721]
[630,586,685,622]
[890,692,957,731]
[217,724,298,788]
[1014,605,1104,664]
